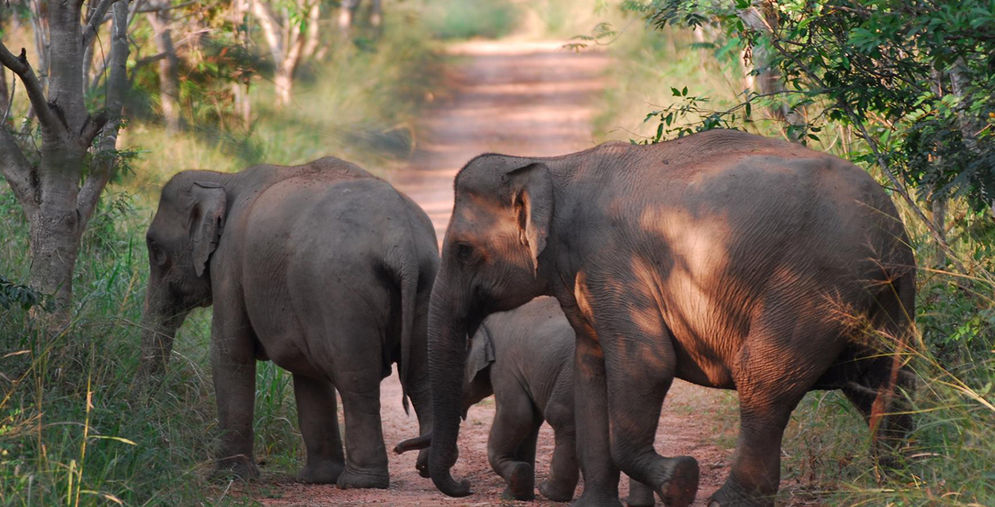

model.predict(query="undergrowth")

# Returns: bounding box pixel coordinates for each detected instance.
[0,2,449,504]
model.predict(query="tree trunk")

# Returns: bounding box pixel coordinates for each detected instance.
[249,0,321,107]
[738,2,806,139]
[28,172,83,320]
[147,2,182,132]
[274,60,294,106]
[0,0,131,326]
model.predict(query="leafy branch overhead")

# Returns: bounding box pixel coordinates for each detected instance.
[627,0,995,218]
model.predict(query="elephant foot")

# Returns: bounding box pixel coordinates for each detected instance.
[654,456,699,507]
[213,454,260,482]
[298,459,344,484]
[708,477,772,507]
[538,478,575,502]
[625,480,656,507]
[574,490,623,507]
[336,467,389,489]
[501,462,535,501]
[416,449,430,478]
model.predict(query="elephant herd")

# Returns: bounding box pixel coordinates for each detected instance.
[139,129,916,507]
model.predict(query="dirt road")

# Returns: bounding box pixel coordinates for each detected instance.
[254,40,735,506]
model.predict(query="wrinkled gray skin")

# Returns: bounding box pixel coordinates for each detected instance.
[400,297,655,504]
[139,157,438,488]
[426,130,916,507]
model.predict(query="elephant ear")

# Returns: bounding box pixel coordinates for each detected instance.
[466,322,496,386]
[505,162,553,274]
[189,182,227,278]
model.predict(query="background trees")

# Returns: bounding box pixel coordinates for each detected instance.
[1,0,131,321]
[631,0,995,245]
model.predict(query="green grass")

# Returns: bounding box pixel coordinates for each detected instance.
[0,3,441,504]
[420,0,520,40]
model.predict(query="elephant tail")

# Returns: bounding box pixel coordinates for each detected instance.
[387,238,419,416]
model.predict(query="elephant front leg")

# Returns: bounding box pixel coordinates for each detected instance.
[593,287,699,507]
[211,314,260,481]
[538,413,579,502]
[293,374,345,483]
[571,325,622,507]
[601,335,699,506]
[487,396,541,501]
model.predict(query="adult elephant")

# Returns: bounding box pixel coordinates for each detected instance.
[426,130,916,506]
[139,157,439,488]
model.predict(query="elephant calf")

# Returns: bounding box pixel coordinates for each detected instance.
[139,157,439,488]
[397,297,654,505]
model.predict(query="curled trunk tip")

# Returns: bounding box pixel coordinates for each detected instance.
[431,470,472,498]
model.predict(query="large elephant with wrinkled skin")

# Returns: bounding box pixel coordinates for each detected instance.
[396,296,655,504]
[426,130,916,507]
[138,157,439,488]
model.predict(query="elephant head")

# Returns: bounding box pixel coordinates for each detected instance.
[139,171,231,378]
[428,156,554,496]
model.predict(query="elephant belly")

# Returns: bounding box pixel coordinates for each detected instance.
[253,323,326,379]
[673,353,736,389]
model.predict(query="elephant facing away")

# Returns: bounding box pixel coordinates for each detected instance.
[396,296,655,504]
[426,130,916,506]
[139,157,439,488]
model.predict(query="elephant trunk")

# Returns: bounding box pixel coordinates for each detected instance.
[138,288,189,378]
[427,278,475,497]
[393,433,431,454]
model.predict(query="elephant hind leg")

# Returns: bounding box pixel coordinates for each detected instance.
[712,318,835,506]
[334,371,390,489]
[294,374,345,483]
[847,272,916,467]
[842,360,914,467]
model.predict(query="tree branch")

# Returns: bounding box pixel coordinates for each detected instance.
[249,0,285,63]
[83,0,116,49]
[1,68,12,124]
[0,127,40,216]
[79,0,130,225]
[0,43,62,135]
[79,111,109,148]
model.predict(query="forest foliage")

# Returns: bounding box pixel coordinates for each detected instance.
[1,0,993,505]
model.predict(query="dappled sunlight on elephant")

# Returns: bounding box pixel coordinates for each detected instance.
[424,130,916,507]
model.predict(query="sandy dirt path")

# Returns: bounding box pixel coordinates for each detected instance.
[250,40,737,506]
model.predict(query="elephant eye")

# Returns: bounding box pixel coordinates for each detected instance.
[147,238,168,267]
[454,242,476,264]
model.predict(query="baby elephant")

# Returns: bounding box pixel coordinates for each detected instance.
[398,297,653,504]
[139,157,438,488]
